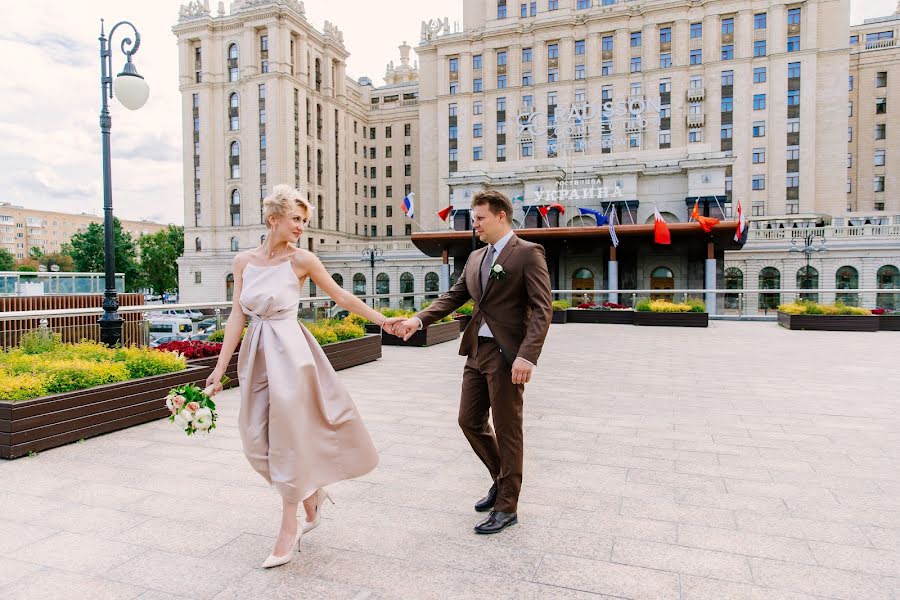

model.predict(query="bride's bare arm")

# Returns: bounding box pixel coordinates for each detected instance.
[206,254,249,393]
[298,251,388,327]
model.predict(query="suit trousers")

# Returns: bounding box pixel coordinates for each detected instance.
[458,337,524,513]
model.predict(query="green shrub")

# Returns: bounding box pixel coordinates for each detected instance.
[685,298,707,313]
[19,330,62,355]
[636,300,699,313]
[331,321,365,341]
[551,299,571,311]
[207,329,224,342]
[116,347,187,379]
[306,322,338,346]
[44,359,130,394]
[454,300,474,316]
[344,313,369,327]
[635,299,652,312]
[778,300,870,316]
[0,372,50,401]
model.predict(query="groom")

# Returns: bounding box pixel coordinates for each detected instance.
[391,190,552,534]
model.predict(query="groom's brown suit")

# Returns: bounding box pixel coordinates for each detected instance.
[415,234,552,512]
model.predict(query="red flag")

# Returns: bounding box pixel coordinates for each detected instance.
[653,207,671,245]
[538,205,549,218]
[437,205,453,221]
[691,199,720,233]
[734,200,746,242]
[548,202,566,214]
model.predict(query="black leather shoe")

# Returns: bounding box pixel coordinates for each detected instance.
[474,511,518,534]
[474,483,498,512]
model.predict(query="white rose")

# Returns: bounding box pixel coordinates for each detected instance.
[193,408,214,431]
[492,264,503,273]
[173,410,193,429]
[165,397,175,412]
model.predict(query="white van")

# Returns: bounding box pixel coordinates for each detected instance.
[148,309,205,321]
[148,318,195,339]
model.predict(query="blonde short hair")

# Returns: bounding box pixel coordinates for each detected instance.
[262,184,314,227]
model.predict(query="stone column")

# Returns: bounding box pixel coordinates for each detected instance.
[608,243,619,304]
[440,248,451,292]
[705,241,717,314]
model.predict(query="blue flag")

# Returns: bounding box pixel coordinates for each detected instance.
[578,207,609,226]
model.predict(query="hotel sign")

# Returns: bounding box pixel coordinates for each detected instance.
[517,97,663,150]
[533,178,623,203]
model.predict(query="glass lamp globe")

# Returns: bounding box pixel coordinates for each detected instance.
[114,62,150,110]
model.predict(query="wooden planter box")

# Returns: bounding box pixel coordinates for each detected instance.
[777,312,879,332]
[634,311,709,328]
[551,310,568,324]
[566,309,635,325]
[879,316,900,331]
[366,320,460,347]
[454,314,473,330]
[0,336,382,460]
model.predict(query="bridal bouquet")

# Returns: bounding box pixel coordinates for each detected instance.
[165,383,219,435]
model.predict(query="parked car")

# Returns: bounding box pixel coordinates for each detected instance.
[150,335,185,348]
[148,317,195,339]
[148,309,205,321]
[196,318,218,333]
[190,332,212,341]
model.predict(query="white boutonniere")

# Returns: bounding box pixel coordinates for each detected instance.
[489,263,508,281]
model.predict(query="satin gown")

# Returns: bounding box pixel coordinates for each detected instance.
[236,260,379,503]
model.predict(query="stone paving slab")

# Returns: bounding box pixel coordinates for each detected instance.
[1,322,899,599]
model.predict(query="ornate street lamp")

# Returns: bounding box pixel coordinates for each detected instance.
[361,248,384,308]
[98,19,150,346]
[788,233,827,296]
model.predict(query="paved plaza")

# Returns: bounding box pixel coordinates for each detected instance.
[0,322,898,599]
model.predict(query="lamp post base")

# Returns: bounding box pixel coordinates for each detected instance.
[98,292,123,347]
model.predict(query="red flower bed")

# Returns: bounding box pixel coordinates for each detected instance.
[872,308,886,315]
[577,302,596,309]
[154,340,223,359]
[602,302,629,310]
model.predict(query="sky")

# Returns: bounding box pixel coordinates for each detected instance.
[0,0,892,226]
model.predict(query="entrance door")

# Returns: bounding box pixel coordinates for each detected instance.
[572,268,594,304]
[649,266,674,301]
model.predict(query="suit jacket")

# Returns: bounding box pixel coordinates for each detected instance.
[415,234,552,365]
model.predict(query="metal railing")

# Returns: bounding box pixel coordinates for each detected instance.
[748,224,900,241]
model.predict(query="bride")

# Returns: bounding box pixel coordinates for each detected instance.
[206,184,392,568]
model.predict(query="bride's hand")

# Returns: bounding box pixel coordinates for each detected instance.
[205,368,225,397]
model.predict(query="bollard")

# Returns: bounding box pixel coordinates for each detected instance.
[142,312,150,346]
[738,293,744,316]
[631,292,637,307]
[214,307,222,331]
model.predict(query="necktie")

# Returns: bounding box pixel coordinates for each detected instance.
[480,245,495,289]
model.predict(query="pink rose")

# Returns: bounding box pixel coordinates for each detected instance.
[186,402,200,412]
[172,395,185,409]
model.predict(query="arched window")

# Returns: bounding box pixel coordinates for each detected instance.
[567,215,595,227]
[644,212,679,224]
[227,43,239,82]
[230,189,241,226]
[650,266,675,301]
[195,237,202,252]
[376,272,390,307]
[315,57,322,92]
[316,103,323,140]
[425,271,439,300]
[797,266,819,302]
[309,279,317,298]
[651,266,674,278]
[724,267,743,310]
[876,265,899,310]
[228,93,239,131]
[331,273,343,288]
[229,141,240,179]
[230,237,239,252]
[400,272,414,309]
[316,150,323,185]
[835,266,859,306]
[353,273,366,296]
[226,273,235,301]
[758,267,781,310]
[317,194,324,229]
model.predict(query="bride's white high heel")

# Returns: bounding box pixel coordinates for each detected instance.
[260,524,303,569]
[301,488,334,534]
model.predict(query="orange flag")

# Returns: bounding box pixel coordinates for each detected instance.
[691,199,720,233]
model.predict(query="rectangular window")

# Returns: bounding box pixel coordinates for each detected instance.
[722,70,734,86]
[875,123,886,139]
[448,148,458,161]
[497,50,507,66]
[497,74,507,88]
[497,144,506,160]
[660,27,671,43]
[630,57,641,73]
[721,97,733,112]
[753,94,766,110]
[754,67,766,83]
[787,36,800,52]
[448,103,457,116]
[521,141,533,156]
[602,61,613,75]
[722,18,734,35]
[522,47,532,62]
[549,0,558,9]
[473,146,483,160]
[786,173,799,188]
[690,22,702,38]
[386,186,393,198]
[497,0,507,19]
[690,49,702,65]
[548,68,558,82]
[405,164,412,176]
[575,40,585,55]
[721,45,734,60]
[449,82,458,95]
[602,36,613,51]
[721,125,733,140]
[752,175,766,190]
[753,121,766,137]
[848,127,852,142]
[522,71,532,85]
[659,131,671,147]
[449,57,459,72]
[787,90,800,106]
[876,98,887,114]
[786,145,799,160]
[787,8,801,25]
[473,78,482,92]
[575,64,585,79]
[548,43,559,59]
[473,123,483,137]
[448,125,458,139]
[875,176,885,192]
[630,32,642,47]
[754,13,767,29]
[876,71,888,87]
[875,149,886,166]
[473,54,482,70]
[754,40,766,56]
[520,3,527,17]
[788,62,801,78]
[473,101,483,115]
[497,97,506,111]
[660,53,671,68]
[577,0,590,8]
[530,2,537,16]
[522,94,533,107]
[497,121,507,134]
[689,129,702,143]
[848,153,852,168]
[752,147,766,163]
[405,123,411,137]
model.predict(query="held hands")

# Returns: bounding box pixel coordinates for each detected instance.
[381,317,420,341]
